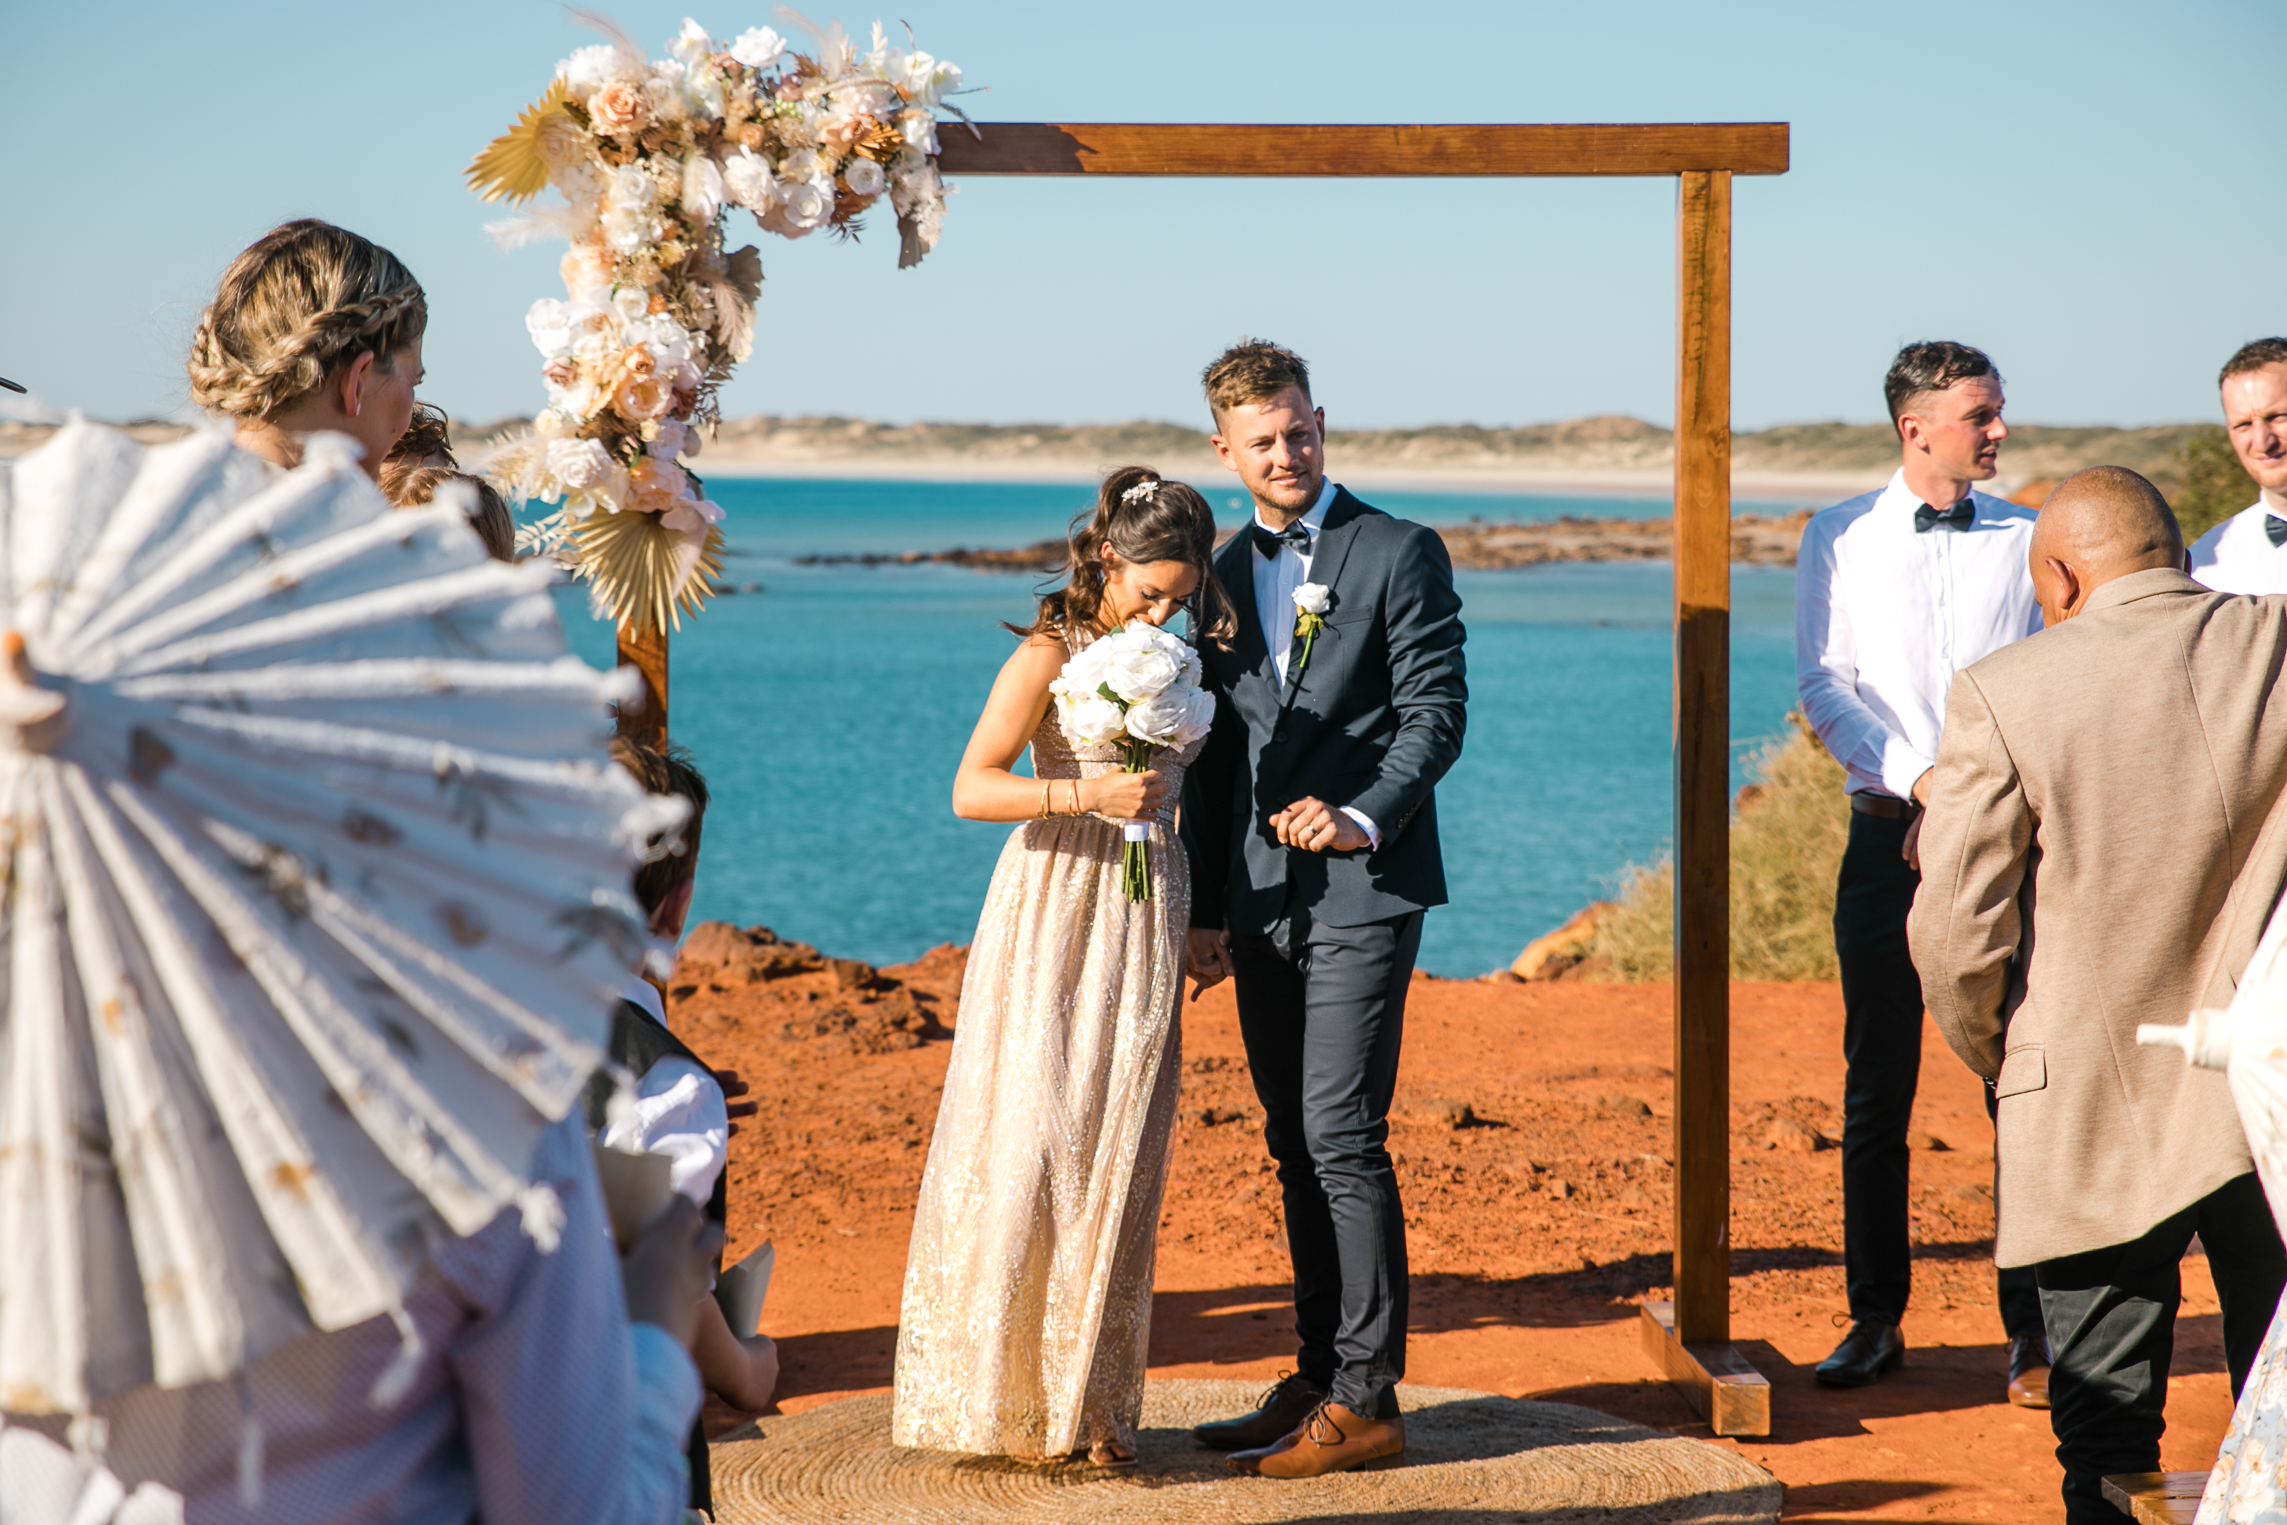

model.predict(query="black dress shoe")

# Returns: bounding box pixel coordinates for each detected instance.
[1193,1371,1328,1451]
[1815,1321,1906,1387]
[2007,1332,2052,1408]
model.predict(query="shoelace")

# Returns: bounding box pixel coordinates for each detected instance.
[1255,1369,1306,1410]
[1300,1400,1350,1448]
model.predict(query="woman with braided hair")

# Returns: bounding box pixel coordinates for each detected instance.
[188,219,429,478]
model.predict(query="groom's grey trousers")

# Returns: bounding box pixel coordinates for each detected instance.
[1230,905,1421,1422]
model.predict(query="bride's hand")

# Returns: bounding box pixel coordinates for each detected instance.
[1088,769,1168,821]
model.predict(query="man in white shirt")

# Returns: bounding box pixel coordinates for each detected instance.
[2187,339,2287,594]
[1796,341,2049,1396]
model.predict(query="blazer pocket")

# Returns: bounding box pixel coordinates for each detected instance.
[1996,1044,2046,1099]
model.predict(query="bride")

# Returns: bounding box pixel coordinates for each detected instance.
[892,466,1235,1466]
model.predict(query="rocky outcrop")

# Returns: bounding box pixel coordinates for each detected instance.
[670,922,950,1053]
[1510,902,1617,981]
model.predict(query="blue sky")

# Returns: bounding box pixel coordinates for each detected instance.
[3,1,2277,431]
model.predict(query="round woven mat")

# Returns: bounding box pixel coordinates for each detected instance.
[712,1380,1781,1524]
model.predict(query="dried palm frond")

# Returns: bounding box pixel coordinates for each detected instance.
[466,79,572,205]
[570,510,725,637]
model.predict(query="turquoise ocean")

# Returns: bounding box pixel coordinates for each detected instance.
[552,477,1816,978]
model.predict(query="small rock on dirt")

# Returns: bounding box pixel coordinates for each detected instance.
[1597,1093,1653,1118]
[1394,1097,1476,1129]
[1764,1118,1828,1153]
[1907,1131,1950,1151]
[1197,1107,1246,1127]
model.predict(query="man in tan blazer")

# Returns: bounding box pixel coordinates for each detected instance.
[1910,466,2287,1524]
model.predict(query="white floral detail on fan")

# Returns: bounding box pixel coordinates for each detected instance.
[2140,892,2287,1523]
[0,420,659,1428]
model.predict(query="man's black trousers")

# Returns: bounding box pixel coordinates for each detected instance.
[1835,809,2041,1336]
[2037,1172,2286,1524]
[1230,907,1421,1422]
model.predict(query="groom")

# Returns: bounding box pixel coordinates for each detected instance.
[1182,339,1468,1477]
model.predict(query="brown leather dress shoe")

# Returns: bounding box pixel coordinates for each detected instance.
[1227,1401,1406,1478]
[2006,1333,2052,1409]
[1192,1371,1327,1451]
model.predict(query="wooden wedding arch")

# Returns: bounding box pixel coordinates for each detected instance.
[621,120,1790,1434]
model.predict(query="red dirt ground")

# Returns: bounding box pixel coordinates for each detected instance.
[667,932,2234,1522]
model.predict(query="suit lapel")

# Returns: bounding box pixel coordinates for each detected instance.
[1278,488,1367,710]
[1214,530,1272,684]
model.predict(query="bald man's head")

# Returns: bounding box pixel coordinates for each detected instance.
[2028,467,2184,624]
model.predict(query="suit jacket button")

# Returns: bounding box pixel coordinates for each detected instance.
[1271,726,1287,743]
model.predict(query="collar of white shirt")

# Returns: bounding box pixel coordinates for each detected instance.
[1252,478,1339,557]
[1877,467,1988,526]
[618,971,668,1027]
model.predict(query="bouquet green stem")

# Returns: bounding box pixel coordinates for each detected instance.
[1117,739,1154,902]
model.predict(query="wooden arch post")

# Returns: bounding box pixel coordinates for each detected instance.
[640,121,1787,1433]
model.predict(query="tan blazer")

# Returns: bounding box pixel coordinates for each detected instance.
[1910,568,2287,1267]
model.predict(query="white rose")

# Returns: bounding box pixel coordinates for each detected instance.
[608,163,655,209]
[1122,689,1190,747]
[681,151,725,223]
[780,148,821,182]
[730,25,787,69]
[547,438,616,491]
[1057,689,1126,747]
[668,18,711,64]
[647,417,691,459]
[843,157,886,197]
[1104,638,1181,703]
[558,44,625,97]
[767,175,835,235]
[898,110,939,156]
[610,286,650,323]
[1174,685,1217,747]
[525,297,576,356]
[1058,641,1111,694]
[1294,582,1331,616]
[723,148,776,210]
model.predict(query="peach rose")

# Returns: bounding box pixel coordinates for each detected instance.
[589,81,648,138]
[616,372,674,421]
[620,346,657,379]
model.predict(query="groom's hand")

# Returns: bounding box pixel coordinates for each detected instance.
[1271,797,1369,854]
[1187,928,1232,1001]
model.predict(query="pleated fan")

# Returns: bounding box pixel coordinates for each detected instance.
[0,420,660,1418]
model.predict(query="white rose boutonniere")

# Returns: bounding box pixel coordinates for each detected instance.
[1292,583,1332,677]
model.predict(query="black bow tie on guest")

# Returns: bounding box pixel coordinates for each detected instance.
[1252,520,1314,559]
[2265,515,2287,548]
[1913,499,1975,533]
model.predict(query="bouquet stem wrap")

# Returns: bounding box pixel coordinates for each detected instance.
[1117,740,1153,902]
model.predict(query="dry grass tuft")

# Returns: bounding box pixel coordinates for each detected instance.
[1583,715,1851,982]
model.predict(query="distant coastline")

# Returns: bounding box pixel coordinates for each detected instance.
[0,411,2210,503]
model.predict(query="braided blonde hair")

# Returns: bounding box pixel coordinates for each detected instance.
[187,220,428,421]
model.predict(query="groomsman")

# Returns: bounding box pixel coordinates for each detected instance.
[2187,338,2287,593]
[1795,341,2051,1397]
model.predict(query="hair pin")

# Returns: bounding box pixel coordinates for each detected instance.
[1120,480,1159,504]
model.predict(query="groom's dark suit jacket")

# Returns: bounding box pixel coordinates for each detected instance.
[1183,487,1467,936]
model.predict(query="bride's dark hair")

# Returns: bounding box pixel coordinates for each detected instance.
[1007,465,1237,646]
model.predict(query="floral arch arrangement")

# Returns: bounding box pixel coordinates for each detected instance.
[469,14,966,636]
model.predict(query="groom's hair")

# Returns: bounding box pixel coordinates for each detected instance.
[1203,339,1311,422]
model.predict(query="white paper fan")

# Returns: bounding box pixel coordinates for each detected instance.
[0,419,658,1419]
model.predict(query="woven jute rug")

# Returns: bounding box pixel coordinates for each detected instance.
[711,1379,1782,1524]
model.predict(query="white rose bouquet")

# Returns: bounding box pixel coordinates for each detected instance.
[1292,582,1332,678]
[1049,624,1217,901]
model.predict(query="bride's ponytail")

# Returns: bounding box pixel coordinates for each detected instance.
[1009,466,1236,645]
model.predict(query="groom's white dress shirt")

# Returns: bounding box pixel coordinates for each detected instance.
[1796,469,2043,800]
[1251,478,1380,847]
[2189,498,2287,595]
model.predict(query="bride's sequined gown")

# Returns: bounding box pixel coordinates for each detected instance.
[891,681,1203,1458]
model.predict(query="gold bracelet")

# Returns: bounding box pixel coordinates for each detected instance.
[1067,779,1083,816]
[1038,780,1051,818]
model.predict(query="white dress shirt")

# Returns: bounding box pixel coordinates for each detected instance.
[1796,469,2043,799]
[602,974,730,1206]
[1251,479,1380,847]
[0,1115,699,1525]
[2189,499,2286,595]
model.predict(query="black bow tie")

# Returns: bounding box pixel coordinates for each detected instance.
[1913,500,1975,533]
[1252,520,1313,559]
[2266,515,2287,548]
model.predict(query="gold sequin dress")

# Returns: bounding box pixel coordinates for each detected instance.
[890,694,1201,1458]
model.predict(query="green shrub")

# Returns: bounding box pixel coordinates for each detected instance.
[1582,716,1851,981]
[2170,425,2261,544]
